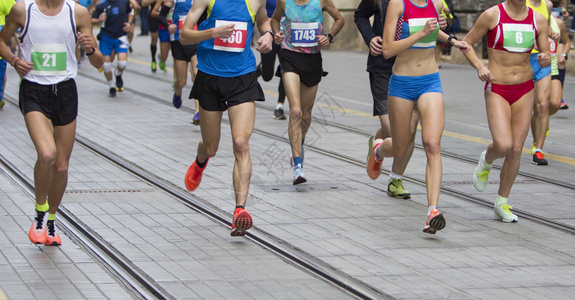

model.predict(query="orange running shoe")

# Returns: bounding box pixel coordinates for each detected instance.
[28,210,48,244]
[423,209,446,234]
[45,220,62,246]
[366,138,384,180]
[231,208,253,237]
[185,158,209,191]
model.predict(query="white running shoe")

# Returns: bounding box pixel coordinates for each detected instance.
[293,164,306,185]
[494,203,519,223]
[473,151,491,192]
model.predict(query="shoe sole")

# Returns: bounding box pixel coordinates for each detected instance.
[293,176,307,185]
[45,239,62,246]
[494,214,519,223]
[231,211,253,236]
[532,161,548,166]
[423,213,446,234]
[192,120,200,125]
[386,190,410,199]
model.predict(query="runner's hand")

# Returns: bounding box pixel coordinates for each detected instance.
[369,36,383,56]
[212,24,235,39]
[256,31,273,53]
[274,31,284,45]
[537,53,551,68]
[77,32,93,53]
[318,34,330,47]
[477,65,496,83]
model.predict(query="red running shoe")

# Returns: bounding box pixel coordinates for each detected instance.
[45,220,62,246]
[28,210,48,244]
[185,158,209,191]
[423,209,446,234]
[366,138,384,180]
[231,208,253,237]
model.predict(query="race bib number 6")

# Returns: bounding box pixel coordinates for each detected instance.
[30,44,67,76]
[214,20,247,52]
[291,22,318,47]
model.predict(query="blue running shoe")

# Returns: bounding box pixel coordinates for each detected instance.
[115,74,124,91]
[192,112,200,125]
[172,93,182,109]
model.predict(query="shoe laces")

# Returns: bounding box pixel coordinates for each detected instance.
[478,169,490,181]
[47,220,56,237]
[501,204,513,215]
[390,178,403,189]
[35,211,47,230]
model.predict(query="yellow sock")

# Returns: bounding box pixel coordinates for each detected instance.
[48,213,56,221]
[35,201,49,212]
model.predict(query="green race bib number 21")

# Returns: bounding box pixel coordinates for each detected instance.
[30,44,67,76]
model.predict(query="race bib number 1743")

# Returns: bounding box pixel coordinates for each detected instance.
[291,22,318,47]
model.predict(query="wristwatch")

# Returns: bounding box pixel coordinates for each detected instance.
[447,34,457,46]
[326,33,334,43]
[85,47,96,56]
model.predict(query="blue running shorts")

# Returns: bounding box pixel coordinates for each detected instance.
[388,72,442,101]
[99,33,129,56]
[530,53,551,82]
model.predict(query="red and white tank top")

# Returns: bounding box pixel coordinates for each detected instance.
[487,3,538,53]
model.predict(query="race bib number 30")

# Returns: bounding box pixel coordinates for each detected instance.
[291,22,319,47]
[30,44,67,76]
[214,20,247,52]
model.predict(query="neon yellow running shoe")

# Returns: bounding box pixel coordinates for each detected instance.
[0,98,5,109]
[387,178,411,199]
[159,60,166,72]
[473,151,491,192]
[546,125,550,137]
[530,143,536,155]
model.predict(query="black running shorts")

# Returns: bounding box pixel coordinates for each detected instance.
[190,70,265,111]
[19,79,78,126]
[148,15,160,33]
[369,71,391,116]
[279,49,322,87]
[171,40,197,62]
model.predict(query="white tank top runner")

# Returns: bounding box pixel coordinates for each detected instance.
[18,0,78,85]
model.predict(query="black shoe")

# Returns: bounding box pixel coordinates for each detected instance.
[532,151,548,165]
[274,107,286,120]
[116,74,124,91]
[129,46,133,53]
[109,87,117,97]
[256,62,262,78]
[322,70,329,77]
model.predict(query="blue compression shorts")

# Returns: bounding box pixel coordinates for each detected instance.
[388,72,442,101]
